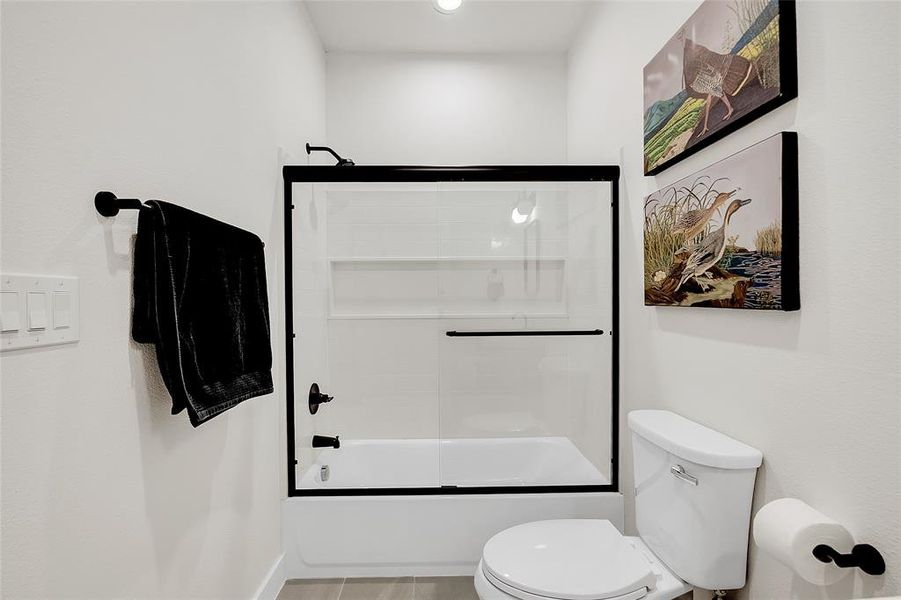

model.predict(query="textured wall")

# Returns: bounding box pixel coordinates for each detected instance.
[566,1,900,598]
[0,2,326,598]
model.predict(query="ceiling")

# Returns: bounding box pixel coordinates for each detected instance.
[305,0,596,54]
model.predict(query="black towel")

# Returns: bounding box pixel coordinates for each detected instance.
[132,200,273,427]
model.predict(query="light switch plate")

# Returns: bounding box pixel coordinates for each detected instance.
[1,274,79,351]
[1,291,20,332]
[27,292,48,330]
[52,292,71,329]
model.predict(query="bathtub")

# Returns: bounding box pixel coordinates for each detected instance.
[283,437,623,578]
[298,437,608,489]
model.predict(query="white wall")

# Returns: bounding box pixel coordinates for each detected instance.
[567,1,900,599]
[325,52,567,165]
[0,2,326,598]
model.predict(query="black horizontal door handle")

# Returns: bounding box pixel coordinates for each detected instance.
[445,329,604,337]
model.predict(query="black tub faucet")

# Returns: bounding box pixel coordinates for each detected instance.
[312,435,340,449]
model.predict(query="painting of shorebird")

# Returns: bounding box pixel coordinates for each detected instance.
[643,0,797,175]
[644,132,799,311]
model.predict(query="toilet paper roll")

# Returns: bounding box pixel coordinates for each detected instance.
[753,498,854,586]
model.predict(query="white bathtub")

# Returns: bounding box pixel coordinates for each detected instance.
[298,437,607,489]
[284,437,622,578]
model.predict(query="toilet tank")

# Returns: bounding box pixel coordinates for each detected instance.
[628,410,762,591]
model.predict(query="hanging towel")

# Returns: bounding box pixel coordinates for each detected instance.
[132,200,273,427]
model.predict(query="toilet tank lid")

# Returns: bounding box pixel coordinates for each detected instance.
[628,410,762,470]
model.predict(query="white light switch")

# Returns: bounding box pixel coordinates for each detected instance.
[1,274,78,351]
[52,292,71,329]
[27,292,48,330]
[1,291,19,332]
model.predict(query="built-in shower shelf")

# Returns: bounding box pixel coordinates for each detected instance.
[328,256,567,319]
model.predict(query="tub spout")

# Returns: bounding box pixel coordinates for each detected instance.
[312,435,340,449]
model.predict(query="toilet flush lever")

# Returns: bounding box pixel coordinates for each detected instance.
[671,464,698,486]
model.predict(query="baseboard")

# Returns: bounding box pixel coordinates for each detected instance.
[252,552,286,600]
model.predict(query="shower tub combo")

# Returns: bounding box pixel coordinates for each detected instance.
[283,163,621,577]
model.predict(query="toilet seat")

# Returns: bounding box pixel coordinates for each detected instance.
[482,568,649,600]
[481,520,658,600]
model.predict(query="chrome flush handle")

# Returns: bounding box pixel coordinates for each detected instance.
[671,464,698,486]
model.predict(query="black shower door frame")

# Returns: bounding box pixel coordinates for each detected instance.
[283,165,620,497]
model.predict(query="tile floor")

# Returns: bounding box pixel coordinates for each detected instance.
[276,576,479,600]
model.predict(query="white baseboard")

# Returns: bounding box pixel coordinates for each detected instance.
[252,552,286,600]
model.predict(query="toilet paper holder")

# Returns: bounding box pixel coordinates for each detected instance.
[812,543,886,576]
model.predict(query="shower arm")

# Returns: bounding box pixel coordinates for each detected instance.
[305,143,355,167]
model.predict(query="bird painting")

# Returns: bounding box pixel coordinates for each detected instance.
[677,198,752,291]
[643,0,795,175]
[644,133,798,311]
[672,189,738,241]
[683,39,756,136]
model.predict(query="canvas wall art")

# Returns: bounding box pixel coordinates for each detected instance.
[644,132,798,311]
[643,0,797,175]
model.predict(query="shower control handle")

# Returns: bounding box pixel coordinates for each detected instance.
[309,383,334,415]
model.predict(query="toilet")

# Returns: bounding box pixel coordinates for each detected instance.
[474,410,763,600]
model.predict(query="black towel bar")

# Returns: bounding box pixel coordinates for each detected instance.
[446,329,604,337]
[94,191,145,217]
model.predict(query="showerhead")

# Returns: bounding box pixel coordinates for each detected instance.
[306,143,355,167]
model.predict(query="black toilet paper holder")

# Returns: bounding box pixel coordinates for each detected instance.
[812,543,885,576]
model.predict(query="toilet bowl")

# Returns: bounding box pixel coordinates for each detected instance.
[474,410,763,600]
[473,520,689,600]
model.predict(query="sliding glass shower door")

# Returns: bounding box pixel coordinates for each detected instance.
[435,181,612,489]
[291,181,443,490]
[288,169,615,494]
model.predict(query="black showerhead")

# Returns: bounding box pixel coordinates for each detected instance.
[305,143,354,167]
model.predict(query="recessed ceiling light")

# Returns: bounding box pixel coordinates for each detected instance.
[434,0,462,14]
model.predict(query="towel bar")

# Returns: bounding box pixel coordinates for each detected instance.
[94,191,145,217]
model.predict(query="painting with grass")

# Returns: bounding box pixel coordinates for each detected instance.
[643,0,797,175]
[644,132,798,311]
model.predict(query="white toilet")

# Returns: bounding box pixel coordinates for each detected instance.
[474,410,763,600]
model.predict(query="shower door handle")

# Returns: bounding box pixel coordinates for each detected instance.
[445,329,604,337]
[670,464,698,486]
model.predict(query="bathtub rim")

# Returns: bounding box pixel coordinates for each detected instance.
[288,484,616,497]
[283,164,621,498]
